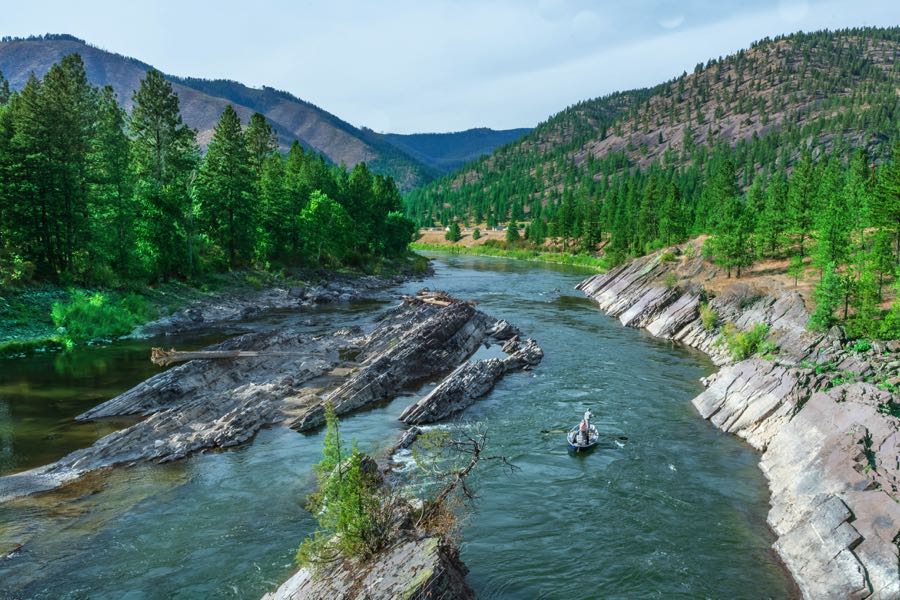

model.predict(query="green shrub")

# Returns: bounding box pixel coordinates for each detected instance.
[700,303,719,331]
[848,339,872,353]
[0,249,35,286]
[660,251,677,263]
[472,228,481,240]
[51,291,151,344]
[720,322,776,361]
[663,273,678,289]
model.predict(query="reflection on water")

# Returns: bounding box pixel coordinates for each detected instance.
[0,256,795,599]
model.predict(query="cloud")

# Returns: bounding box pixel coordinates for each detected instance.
[2,0,899,132]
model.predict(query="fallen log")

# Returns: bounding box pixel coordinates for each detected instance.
[150,347,303,366]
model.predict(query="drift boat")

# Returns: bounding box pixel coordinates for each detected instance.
[567,424,599,452]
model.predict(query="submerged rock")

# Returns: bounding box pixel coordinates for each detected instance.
[578,249,899,599]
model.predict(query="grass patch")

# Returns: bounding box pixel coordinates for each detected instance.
[410,242,609,271]
[51,291,153,344]
[719,322,777,361]
[699,303,719,331]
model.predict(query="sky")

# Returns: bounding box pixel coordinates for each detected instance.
[3,0,899,133]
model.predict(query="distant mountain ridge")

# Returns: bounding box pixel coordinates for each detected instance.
[0,34,530,189]
[382,127,532,173]
[407,26,900,221]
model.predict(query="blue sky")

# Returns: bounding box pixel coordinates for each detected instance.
[3,0,898,133]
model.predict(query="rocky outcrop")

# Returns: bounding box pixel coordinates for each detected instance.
[137,272,420,336]
[289,293,542,431]
[0,290,540,507]
[399,336,543,425]
[578,248,900,600]
[262,536,474,600]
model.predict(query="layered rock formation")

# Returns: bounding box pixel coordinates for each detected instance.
[263,536,474,600]
[399,336,543,425]
[138,272,416,336]
[578,249,900,599]
[0,291,541,510]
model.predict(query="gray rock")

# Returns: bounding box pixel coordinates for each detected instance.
[578,248,899,599]
[261,536,474,600]
[399,337,542,425]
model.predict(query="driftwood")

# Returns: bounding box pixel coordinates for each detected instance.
[404,289,476,307]
[150,347,303,366]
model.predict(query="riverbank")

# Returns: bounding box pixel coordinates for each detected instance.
[411,241,609,270]
[0,255,430,357]
[577,242,900,599]
[0,254,796,598]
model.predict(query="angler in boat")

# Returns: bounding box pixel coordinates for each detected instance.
[567,408,599,452]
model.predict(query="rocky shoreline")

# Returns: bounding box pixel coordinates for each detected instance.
[577,247,899,599]
[0,288,542,598]
[135,271,420,337]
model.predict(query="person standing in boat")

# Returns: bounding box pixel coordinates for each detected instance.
[579,408,593,444]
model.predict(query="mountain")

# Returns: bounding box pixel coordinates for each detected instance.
[381,127,531,173]
[0,35,444,189]
[406,27,900,223]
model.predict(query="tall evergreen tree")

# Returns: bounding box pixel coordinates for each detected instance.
[755,171,787,257]
[787,150,816,258]
[813,159,851,270]
[88,86,134,275]
[244,112,277,181]
[130,69,198,280]
[0,71,9,105]
[196,105,254,268]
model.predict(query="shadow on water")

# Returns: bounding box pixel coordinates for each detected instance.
[0,255,796,599]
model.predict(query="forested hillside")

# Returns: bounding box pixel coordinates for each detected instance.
[406,27,900,339]
[407,28,899,227]
[0,54,415,286]
[0,34,435,189]
[381,127,531,173]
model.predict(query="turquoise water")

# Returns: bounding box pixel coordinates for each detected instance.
[0,256,795,598]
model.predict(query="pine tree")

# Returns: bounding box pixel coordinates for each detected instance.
[506,220,520,244]
[445,221,461,242]
[257,154,289,263]
[755,171,787,257]
[196,105,255,268]
[711,193,753,277]
[39,54,96,277]
[0,71,9,105]
[787,150,816,259]
[808,262,841,331]
[88,85,134,275]
[872,142,900,263]
[813,159,851,270]
[130,69,199,280]
[244,112,277,180]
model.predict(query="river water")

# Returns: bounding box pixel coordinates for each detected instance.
[0,255,795,599]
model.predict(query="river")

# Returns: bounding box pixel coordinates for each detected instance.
[0,255,795,599]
